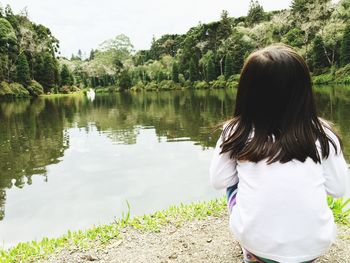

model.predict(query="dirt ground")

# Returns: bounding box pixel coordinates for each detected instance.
[44,215,350,263]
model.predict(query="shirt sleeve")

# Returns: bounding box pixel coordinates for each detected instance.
[322,130,349,198]
[209,133,239,190]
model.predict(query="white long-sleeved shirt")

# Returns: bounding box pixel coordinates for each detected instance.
[209,126,349,263]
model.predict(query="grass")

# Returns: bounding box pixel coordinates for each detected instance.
[0,196,349,263]
[39,90,85,98]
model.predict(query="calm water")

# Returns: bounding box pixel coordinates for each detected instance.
[0,87,349,248]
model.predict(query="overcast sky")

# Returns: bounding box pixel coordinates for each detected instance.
[2,0,292,57]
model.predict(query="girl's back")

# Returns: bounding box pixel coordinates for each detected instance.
[210,45,349,263]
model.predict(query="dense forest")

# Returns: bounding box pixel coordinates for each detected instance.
[0,4,65,97]
[1,0,350,97]
[62,0,350,92]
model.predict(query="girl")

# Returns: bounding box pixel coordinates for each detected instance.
[210,45,349,263]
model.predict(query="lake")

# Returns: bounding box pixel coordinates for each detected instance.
[0,87,349,248]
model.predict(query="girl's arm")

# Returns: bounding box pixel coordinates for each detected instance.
[209,134,239,190]
[322,132,349,198]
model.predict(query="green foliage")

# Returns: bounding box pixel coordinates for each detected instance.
[291,0,310,15]
[0,81,29,98]
[224,54,234,79]
[41,53,59,92]
[247,0,265,26]
[283,28,304,48]
[172,62,179,83]
[60,64,72,86]
[189,58,199,82]
[118,70,132,90]
[16,53,30,86]
[327,197,350,226]
[312,73,334,84]
[312,35,329,72]
[341,23,350,66]
[210,75,227,89]
[0,17,16,44]
[194,81,209,89]
[26,80,44,96]
[206,55,216,81]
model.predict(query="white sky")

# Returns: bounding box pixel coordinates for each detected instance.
[2,0,292,57]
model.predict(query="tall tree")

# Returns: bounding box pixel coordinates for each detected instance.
[172,62,179,83]
[341,23,350,66]
[16,53,30,85]
[41,53,57,92]
[312,35,328,71]
[60,64,71,86]
[206,55,216,81]
[224,54,234,79]
[291,0,310,15]
[247,0,264,26]
[189,58,198,82]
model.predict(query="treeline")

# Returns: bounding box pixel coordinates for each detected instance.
[65,0,350,92]
[2,0,350,97]
[0,4,80,98]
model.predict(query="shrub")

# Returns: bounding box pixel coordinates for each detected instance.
[26,80,44,96]
[145,81,158,91]
[178,74,186,85]
[228,74,240,82]
[130,81,145,92]
[313,73,334,85]
[59,85,71,94]
[227,81,238,89]
[194,81,209,89]
[0,81,14,97]
[9,83,30,97]
[210,75,227,89]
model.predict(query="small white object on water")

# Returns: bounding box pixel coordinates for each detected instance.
[86,88,95,102]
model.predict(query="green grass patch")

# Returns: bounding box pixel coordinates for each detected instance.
[39,90,85,98]
[0,196,348,262]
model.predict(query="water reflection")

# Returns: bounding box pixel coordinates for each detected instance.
[0,86,349,246]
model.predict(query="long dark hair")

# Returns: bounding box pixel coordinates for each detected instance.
[221,45,339,164]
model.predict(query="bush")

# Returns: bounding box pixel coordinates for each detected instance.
[312,73,334,85]
[158,80,182,90]
[228,74,240,82]
[145,81,158,91]
[178,74,186,85]
[59,85,71,94]
[8,83,30,97]
[336,65,350,84]
[210,75,227,89]
[194,81,209,89]
[0,81,14,97]
[26,80,44,96]
[130,81,145,92]
[227,81,238,89]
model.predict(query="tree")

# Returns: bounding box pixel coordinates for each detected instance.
[118,70,132,90]
[16,53,30,85]
[89,49,95,60]
[341,23,350,66]
[291,0,310,15]
[247,0,264,26]
[312,35,328,72]
[41,53,57,92]
[218,10,232,39]
[189,58,198,82]
[77,49,82,60]
[206,55,216,81]
[224,54,234,79]
[172,62,179,83]
[60,64,71,86]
